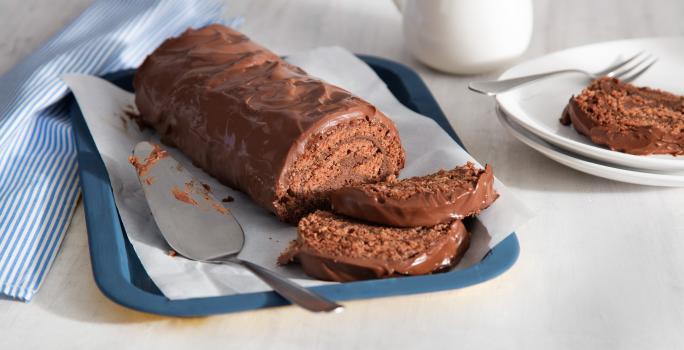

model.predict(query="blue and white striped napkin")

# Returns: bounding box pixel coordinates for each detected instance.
[0,0,239,301]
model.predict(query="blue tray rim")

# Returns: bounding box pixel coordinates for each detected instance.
[70,54,520,317]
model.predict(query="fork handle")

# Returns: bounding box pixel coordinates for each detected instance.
[468,69,580,96]
[228,257,344,313]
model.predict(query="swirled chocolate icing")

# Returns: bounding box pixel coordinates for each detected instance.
[560,77,684,155]
[330,163,497,227]
[278,211,470,282]
[134,25,404,222]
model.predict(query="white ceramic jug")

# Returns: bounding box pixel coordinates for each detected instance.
[394,0,533,74]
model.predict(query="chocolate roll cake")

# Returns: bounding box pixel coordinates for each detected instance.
[134,25,405,222]
[561,77,684,155]
[330,163,498,227]
[277,211,470,282]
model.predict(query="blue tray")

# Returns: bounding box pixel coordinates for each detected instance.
[69,55,519,316]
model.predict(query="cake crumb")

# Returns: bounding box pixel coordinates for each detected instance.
[201,182,211,192]
[167,249,177,257]
[221,195,234,203]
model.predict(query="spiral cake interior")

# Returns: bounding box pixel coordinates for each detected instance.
[276,116,405,222]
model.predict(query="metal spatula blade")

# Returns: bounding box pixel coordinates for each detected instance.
[132,141,243,261]
[132,141,343,313]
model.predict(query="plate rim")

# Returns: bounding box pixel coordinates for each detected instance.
[496,106,684,187]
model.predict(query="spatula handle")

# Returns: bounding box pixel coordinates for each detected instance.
[230,258,344,313]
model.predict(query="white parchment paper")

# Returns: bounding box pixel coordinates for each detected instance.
[64,47,532,300]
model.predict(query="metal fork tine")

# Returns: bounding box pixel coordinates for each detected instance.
[467,51,657,95]
[610,54,654,79]
[621,58,658,83]
[595,51,645,76]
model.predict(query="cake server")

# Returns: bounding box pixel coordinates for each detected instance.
[132,141,343,313]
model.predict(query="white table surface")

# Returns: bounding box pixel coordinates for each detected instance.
[2,0,684,349]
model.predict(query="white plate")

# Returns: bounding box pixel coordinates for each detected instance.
[496,106,684,187]
[496,37,684,172]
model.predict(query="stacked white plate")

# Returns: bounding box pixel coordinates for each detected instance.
[494,37,684,187]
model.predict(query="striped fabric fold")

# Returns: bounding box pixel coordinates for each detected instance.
[0,0,238,301]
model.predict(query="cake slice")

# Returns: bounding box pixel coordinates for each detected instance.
[560,77,684,155]
[329,162,497,227]
[277,211,470,282]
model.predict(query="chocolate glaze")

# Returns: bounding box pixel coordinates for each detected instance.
[561,79,684,156]
[280,220,470,282]
[133,25,403,220]
[330,165,497,227]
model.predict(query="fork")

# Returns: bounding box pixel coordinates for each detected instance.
[468,52,658,96]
